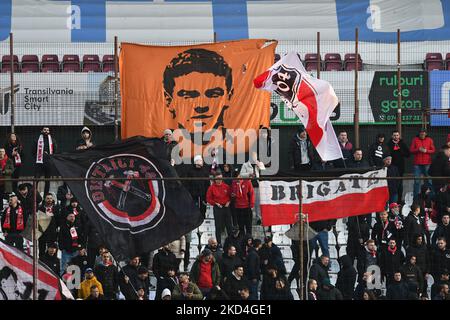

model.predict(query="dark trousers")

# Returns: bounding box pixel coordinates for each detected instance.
[35,163,52,196]
[87,247,98,268]
[231,206,239,227]
[5,233,24,251]
[235,207,253,236]
[213,206,233,245]
[249,279,259,300]
[12,166,21,192]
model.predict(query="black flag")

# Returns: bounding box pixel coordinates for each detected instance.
[51,136,203,261]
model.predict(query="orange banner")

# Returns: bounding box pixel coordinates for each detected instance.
[120,39,277,156]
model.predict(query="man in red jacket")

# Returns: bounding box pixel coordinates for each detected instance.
[410,130,435,198]
[231,175,255,236]
[207,171,233,245]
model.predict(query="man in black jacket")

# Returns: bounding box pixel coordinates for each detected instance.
[369,133,389,167]
[288,126,314,171]
[347,214,371,263]
[432,214,450,246]
[336,255,357,300]
[119,255,141,300]
[204,237,224,266]
[357,240,378,281]
[39,242,60,275]
[68,245,89,276]
[33,127,57,196]
[317,277,343,300]
[372,211,398,249]
[347,149,370,169]
[430,269,449,299]
[245,240,261,300]
[223,265,249,300]
[387,131,410,203]
[430,238,450,281]
[400,255,424,297]
[309,255,330,288]
[37,193,60,257]
[58,212,85,276]
[16,183,42,214]
[1,194,27,250]
[383,156,401,203]
[386,271,410,300]
[152,246,178,278]
[155,267,179,300]
[220,246,243,283]
[94,251,119,300]
[429,145,450,194]
[183,156,210,218]
[379,239,405,285]
[258,236,286,276]
[406,234,430,276]
[404,204,427,247]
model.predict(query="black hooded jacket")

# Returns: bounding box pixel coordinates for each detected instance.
[335,255,357,300]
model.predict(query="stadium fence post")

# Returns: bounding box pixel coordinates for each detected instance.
[32,180,38,300]
[397,29,402,136]
[114,36,119,141]
[9,32,15,133]
[316,32,320,79]
[354,27,360,149]
[298,178,304,300]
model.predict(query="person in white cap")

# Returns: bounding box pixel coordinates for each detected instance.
[161,288,172,300]
[76,127,95,150]
[161,128,178,162]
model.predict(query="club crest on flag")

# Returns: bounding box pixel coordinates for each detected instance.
[85,154,165,234]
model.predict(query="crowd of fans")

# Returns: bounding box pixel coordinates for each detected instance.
[0,126,449,300]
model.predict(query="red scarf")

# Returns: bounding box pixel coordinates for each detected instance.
[387,246,397,255]
[3,205,24,231]
[366,247,377,257]
[0,155,8,171]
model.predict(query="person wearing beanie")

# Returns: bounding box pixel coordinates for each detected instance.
[369,133,390,167]
[410,129,435,198]
[317,277,343,300]
[76,126,95,150]
[161,288,172,300]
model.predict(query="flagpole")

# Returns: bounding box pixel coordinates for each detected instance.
[114,35,119,141]
[354,27,360,149]
[32,181,38,300]
[298,178,304,300]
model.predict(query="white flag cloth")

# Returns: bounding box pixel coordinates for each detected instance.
[254,53,343,161]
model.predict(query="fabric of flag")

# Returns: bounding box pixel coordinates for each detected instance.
[259,168,389,225]
[51,136,203,261]
[0,240,62,300]
[254,52,343,161]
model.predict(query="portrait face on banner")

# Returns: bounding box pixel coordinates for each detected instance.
[119,39,276,157]
[163,48,233,135]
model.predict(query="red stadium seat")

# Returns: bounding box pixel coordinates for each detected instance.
[41,63,60,72]
[63,54,80,63]
[2,55,20,72]
[83,54,100,63]
[83,62,101,72]
[304,53,321,71]
[424,52,443,71]
[1,63,20,73]
[324,53,342,71]
[102,55,114,63]
[344,53,362,71]
[21,64,39,73]
[42,55,60,72]
[63,62,80,72]
[21,55,40,72]
[42,54,59,63]
[446,53,450,70]
[102,63,115,72]
[82,55,101,72]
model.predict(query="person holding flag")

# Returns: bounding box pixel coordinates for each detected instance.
[254,52,343,162]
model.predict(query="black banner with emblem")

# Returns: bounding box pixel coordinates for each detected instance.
[51,136,203,261]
